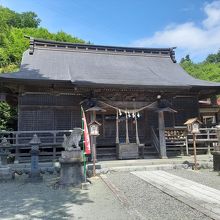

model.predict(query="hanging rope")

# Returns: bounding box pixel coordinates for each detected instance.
[98,100,157,114]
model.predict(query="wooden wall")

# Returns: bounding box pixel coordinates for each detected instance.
[18,94,82,131]
[18,94,199,146]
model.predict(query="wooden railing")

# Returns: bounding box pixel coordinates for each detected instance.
[187,127,218,154]
[0,130,74,162]
[165,127,187,155]
[0,127,218,162]
[165,127,218,155]
[151,127,160,155]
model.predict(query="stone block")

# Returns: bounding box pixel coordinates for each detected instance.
[60,149,82,163]
[59,150,84,187]
[0,166,14,181]
[81,182,90,190]
[59,161,83,186]
[87,163,102,170]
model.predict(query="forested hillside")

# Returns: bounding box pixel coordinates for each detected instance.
[0,6,85,73]
[180,53,220,82]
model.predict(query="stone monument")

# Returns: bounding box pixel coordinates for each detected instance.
[28,134,43,182]
[212,125,220,171]
[0,137,14,181]
[59,128,84,187]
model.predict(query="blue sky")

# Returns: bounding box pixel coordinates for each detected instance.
[0,0,220,62]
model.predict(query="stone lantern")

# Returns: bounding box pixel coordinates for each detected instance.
[0,137,14,181]
[0,137,11,165]
[28,134,43,182]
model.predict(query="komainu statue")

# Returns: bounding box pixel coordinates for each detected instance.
[62,128,83,151]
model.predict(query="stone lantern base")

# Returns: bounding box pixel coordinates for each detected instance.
[0,152,8,165]
[59,148,83,187]
[0,152,14,181]
[27,171,43,183]
[0,166,14,181]
[212,151,220,171]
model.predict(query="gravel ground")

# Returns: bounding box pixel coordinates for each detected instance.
[107,171,212,220]
[0,174,130,220]
[167,169,220,190]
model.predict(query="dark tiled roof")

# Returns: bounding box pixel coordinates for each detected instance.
[1,37,220,89]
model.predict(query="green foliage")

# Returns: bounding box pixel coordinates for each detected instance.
[205,50,220,64]
[0,102,17,130]
[0,6,40,28]
[180,54,191,63]
[0,5,85,69]
[0,64,18,74]
[180,55,220,82]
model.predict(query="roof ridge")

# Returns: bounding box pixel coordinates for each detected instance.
[25,36,177,63]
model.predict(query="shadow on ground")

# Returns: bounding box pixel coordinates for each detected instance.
[0,174,93,219]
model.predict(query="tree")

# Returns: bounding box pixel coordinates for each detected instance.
[19,12,41,28]
[180,54,191,64]
[0,102,17,130]
[0,6,41,28]
[205,50,220,63]
[180,53,220,82]
[0,5,85,70]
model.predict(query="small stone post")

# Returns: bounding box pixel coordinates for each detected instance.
[0,137,11,165]
[0,137,14,181]
[212,125,220,171]
[28,134,42,182]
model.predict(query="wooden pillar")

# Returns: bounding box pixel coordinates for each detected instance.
[14,133,19,163]
[216,125,220,151]
[90,111,97,161]
[90,110,97,176]
[193,133,198,170]
[135,114,140,145]
[158,111,167,158]
[125,112,130,144]
[116,110,119,144]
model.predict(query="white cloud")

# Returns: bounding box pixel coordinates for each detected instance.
[203,1,220,29]
[132,1,220,62]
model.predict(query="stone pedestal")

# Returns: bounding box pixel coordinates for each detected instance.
[27,134,43,182]
[59,148,83,187]
[212,151,220,171]
[28,149,43,182]
[0,138,14,181]
[0,166,14,181]
[0,152,8,165]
